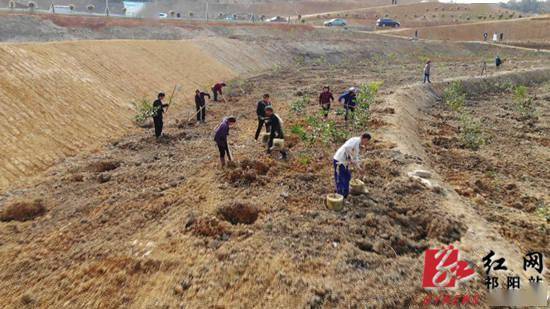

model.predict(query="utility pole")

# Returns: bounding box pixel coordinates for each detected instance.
[205,1,209,21]
[105,0,109,16]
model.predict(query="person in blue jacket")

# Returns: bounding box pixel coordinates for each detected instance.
[339,87,358,122]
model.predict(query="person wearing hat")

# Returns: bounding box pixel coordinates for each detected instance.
[333,133,371,198]
[214,116,237,167]
[338,87,358,122]
[264,106,287,160]
[152,92,169,138]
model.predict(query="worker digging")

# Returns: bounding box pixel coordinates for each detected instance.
[214,116,237,168]
[264,106,287,160]
[153,83,374,206]
[211,82,226,102]
[254,93,272,140]
[152,92,169,139]
[194,89,211,124]
[339,87,358,123]
[333,133,371,199]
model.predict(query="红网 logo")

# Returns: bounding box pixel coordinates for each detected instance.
[422,245,476,289]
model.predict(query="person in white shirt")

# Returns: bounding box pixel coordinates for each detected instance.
[333,133,371,197]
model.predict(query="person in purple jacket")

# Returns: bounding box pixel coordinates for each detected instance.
[214,116,237,167]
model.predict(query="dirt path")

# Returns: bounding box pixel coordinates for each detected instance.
[363,28,550,53]
[376,67,550,278]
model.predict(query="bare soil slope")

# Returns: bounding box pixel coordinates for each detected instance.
[306,2,522,28]
[0,40,236,190]
[0,32,548,307]
[390,15,550,42]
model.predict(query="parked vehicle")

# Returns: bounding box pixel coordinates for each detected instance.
[376,18,400,28]
[324,18,347,27]
[266,16,288,23]
[159,12,168,19]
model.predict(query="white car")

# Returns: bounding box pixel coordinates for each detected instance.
[159,13,168,18]
[266,16,288,23]
[324,18,347,27]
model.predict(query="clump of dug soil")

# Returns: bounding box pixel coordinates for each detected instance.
[0,199,47,222]
[190,216,229,238]
[217,202,259,225]
[227,168,258,185]
[239,159,270,175]
[87,160,121,173]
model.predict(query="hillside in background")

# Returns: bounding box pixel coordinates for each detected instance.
[305,2,526,28]
[1,0,423,17]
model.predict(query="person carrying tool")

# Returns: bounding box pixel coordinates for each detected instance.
[319,86,334,119]
[264,106,287,160]
[211,82,226,102]
[214,116,237,167]
[333,133,371,198]
[152,92,169,138]
[195,89,211,123]
[339,87,357,122]
[254,94,272,140]
[423,60,432,83]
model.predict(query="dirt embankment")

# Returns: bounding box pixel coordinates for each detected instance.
[307,2,520,29]
[0,39,239,190]
[376,67,550,276]
[390,15,550,42]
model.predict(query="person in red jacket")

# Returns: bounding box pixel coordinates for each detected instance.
[211,82,226,102]
[319,86,334,119]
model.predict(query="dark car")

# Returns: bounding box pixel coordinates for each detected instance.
[376,18,400,28]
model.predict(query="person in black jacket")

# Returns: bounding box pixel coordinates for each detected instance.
[254,93,272,140]
[195,89,211,123]
[265,106,287,160]
[152,92,169,138]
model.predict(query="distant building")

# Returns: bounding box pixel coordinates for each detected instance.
[50,5,73,14]
[123,0,149,17]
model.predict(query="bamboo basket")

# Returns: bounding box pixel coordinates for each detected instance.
[326,193,344,211]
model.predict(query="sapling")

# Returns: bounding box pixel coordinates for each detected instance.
[443,81,466,112]
[513,85,536,119]
[132,98,158,125]
[459,112,485,150]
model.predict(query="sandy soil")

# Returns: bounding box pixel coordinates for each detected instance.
[0,28,548,307]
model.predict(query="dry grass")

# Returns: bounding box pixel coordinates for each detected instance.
[0,198,46,222]
[391,15,550,41]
